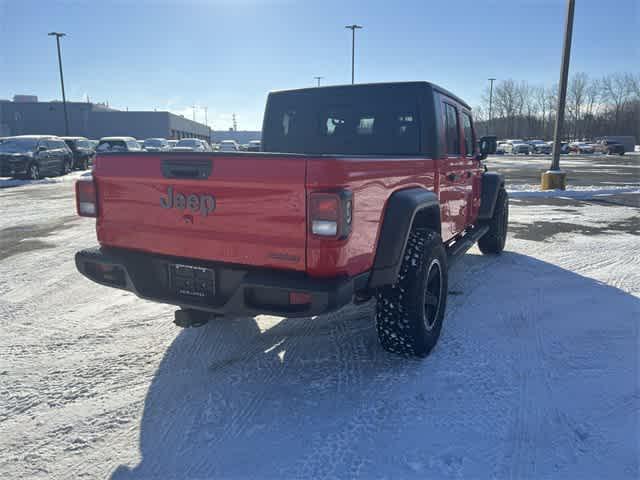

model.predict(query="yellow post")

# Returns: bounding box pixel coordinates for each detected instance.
[541,170,567,190]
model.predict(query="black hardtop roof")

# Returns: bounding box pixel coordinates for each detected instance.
[269,81,471,110]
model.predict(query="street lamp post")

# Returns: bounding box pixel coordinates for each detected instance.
[345,24,362,84]
[314,76,324,87]
[192,105,197,122]
[48,32,69,136]
[488,77,496,134]
[542,0,575,190]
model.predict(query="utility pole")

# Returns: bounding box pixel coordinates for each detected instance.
[204,106,208,126]
[48,32,69,136]
[542,0,575,190]
[314,76,324,87]
[232,113,237,132]
[192,105,197,122]
[345,24,363,84]
[488,77,496,134]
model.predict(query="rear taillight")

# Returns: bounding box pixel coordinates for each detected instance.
[76,178,97,217]
[309,190,353,239]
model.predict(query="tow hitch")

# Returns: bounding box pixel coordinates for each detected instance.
[174,308,212,328]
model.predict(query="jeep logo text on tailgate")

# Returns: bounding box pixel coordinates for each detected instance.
[160,186,216,216]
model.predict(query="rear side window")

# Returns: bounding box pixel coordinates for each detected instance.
[444,103,460,156]
[461,112,474,156]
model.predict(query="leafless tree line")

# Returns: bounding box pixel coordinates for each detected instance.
[474,72,640,141]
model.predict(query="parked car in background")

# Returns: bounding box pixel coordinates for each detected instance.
[168,140,178,149]
[569,142,595,154]
[0,137,7,144]
[246,140,262,152]
[592,139,625,155]
[87,140,99,149]
[0,135,73,179]
[218,140,240,152]
[502,140,530,155]
[172,138,212,152]
[143,138,171,152]
[96,137,142,153]
[527,140,551,154]
[545,141,571,154]
[62,136,95,170]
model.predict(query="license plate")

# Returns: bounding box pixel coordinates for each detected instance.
[170,264,215,298]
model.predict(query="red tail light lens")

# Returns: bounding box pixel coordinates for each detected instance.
[309,190,353,239]
[76,178,97,217]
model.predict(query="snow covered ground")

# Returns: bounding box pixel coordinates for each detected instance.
[0,158,638,479]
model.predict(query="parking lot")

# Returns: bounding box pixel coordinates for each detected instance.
[0,154,638,479]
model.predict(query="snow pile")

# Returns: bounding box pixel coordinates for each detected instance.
[508,184,640,199]
[0,170,89,189]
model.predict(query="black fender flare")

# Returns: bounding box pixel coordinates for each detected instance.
[477,172,505,221]
[368,188,440,289]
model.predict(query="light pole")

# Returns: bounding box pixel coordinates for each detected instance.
[48,32,69,136]
[542,0,575,190]
[488,77,496,134]
[345,24,362,84]
[204,106,208,126]
[191,105,197,122]
[314,76,324,87]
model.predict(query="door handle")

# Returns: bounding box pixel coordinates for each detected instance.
[446,173,458,181]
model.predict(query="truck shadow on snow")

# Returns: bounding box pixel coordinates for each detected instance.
[112,252,639,479]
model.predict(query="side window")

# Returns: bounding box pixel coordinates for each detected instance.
[282,110,296,136]
[462,112,474,157]
[444,103,460,155]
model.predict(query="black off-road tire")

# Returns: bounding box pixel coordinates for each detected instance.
[61,158,72,175]
[478,188,509,254]
[375,228,448,358]
[26,162,40,180]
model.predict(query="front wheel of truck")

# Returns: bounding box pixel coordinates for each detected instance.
[478,188,509,255]
[375,228,448,358]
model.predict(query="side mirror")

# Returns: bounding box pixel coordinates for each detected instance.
[477,135,497,160]
[37,145,47,152]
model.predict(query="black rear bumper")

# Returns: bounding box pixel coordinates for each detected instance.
[75,247,368,317]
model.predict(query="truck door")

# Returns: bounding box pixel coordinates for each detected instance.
[461,111,483,226]
[438,102,468,239]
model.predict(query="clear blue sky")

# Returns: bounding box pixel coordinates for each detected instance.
[1,0,637,130]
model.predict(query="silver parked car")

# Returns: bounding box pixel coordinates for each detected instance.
[528,140,551,154]
[172,138,212,152]
[143,138,171,152]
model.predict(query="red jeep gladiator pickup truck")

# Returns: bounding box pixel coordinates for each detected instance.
[75,82,506,358]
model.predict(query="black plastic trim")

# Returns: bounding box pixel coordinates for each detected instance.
[478,172,505,220]
[75,247,369,318]
[161,159,212,179]
[368,188,440,288]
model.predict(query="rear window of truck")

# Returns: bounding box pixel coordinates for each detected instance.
[263,86,423,155]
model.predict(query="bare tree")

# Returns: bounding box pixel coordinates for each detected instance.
[568,73,588,140]
[601,73,632,131]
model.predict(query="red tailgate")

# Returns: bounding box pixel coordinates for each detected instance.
[94,153,307,271]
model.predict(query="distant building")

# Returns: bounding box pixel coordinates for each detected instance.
[211,130,261,144]
[13,95,38,103]
[0,98,211,140]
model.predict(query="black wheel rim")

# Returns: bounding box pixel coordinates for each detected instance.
[423,259,443,331]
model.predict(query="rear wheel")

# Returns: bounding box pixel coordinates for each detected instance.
[375,228,448,358]
[27,162,40,180]
[478,188,509,254]
[61,158,72,175]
